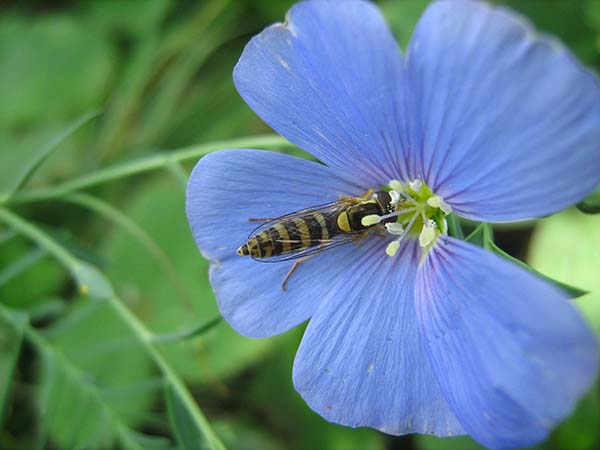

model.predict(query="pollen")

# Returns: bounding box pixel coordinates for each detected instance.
[380,179,452,257]
[385,222,404,235]
[418,219,438,248]
[361,214,382,227]
[427,195,452,215]
[386,241,400,257]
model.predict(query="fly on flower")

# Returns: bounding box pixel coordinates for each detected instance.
[239,182,453,290]
[236,190,394,261]
[237,190,397,290]
[186,1,600,449]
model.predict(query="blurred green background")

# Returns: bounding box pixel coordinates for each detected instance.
[0,1,599,449]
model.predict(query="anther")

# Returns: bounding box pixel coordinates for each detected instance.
[389,179,404,192]
[426,195,452,215]
[386,241,400,257]
[409,179,422,191]
[418,219,438,248]
[389,190,401,205]
[385,222,404,235]
[361,214,382,227]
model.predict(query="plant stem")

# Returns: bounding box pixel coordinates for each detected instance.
[105,297,227,450]
[0,208,227,450]
[8,134,290,205]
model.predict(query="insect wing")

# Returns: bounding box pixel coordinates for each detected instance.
[246,199,347,238]
[247,200,354,262]
[252,234,356,263]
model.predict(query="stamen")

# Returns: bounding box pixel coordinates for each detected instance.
[419,219,438,248]
[385,222,404,235]
[427,195,452,215]
[420,208,428,225]
[397,190,419,206]
[389,179,404,192]
[361,214,382,227]
[409,179,422,191]
[386,241,400,257]
[380,178,448,258]
[379,206,418,222]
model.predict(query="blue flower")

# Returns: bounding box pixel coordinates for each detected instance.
[186,1,600,448]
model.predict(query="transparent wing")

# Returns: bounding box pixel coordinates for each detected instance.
[252,234,358,263]
[244,198,361,263]
[246,199,349,235]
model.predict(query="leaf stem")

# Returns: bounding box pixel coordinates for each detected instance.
[0,208,227,450]
[8,134,291,205]
[152,316,222,344]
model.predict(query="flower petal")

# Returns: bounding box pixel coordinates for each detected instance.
[406,1,600,222]
[415,236,598,449]
[186,149,362,337]
[293,239,464,436]
[234,0,408,188]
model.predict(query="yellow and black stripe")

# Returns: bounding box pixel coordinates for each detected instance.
[237,190,395,259]
[237,211,339,258]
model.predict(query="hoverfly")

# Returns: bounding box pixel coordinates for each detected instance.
[237,191,396,290]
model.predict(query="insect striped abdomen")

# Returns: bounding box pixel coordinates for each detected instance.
[240,210,341,258]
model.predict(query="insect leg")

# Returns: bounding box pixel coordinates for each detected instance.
[281,254,316,292]
[361,189,374,199]
[248,217,276,222]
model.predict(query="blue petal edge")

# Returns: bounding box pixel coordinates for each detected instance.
[293,239,464,437]
[416,236,598,449]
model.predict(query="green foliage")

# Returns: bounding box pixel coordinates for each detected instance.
[103,178,275,383]
[166,382,212,450]
[0,17,110,129]
[577,188,600,214]
[529,211,600,335]
[0,111,98,203]
[0,310,25,428]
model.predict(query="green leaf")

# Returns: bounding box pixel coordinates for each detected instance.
[103,178,274,382]
[70,253,111,301]
[83,0,172,37]
[152,317,222,344]
[213,418,285,450]
[488,241,588,298]
[0,246,46,287]
[44,298,156,441]
[0,303,155,450]
[464,223,491,247]
[464,222,586,297]
[380,0,429,49]
[0,111,98,203]
[244,331,385,450]
[166,383,211,450]
[34,323,146,450]
[10,134,290,205]
[446,213,464,240]
[576,188,600,214]
[503,0,598,64]
[550,382,600,450]
[0,309,26,428]
[415,435,486,450]
[0,236,64,310]
[528,211,600,334]
[133,0,236,149]
[0,210,222,449]
[0,14,111,128]
[62,192,188,305]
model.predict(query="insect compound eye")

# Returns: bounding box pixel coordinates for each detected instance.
[375,191,393,212]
